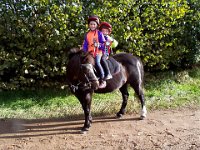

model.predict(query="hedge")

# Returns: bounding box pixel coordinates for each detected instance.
[0,0,199,90]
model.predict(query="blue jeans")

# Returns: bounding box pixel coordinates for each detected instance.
[95,54,105,79]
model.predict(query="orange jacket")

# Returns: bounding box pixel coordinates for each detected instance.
[82,30,105,57]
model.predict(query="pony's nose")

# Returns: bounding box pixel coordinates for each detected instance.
[92,80,99,90]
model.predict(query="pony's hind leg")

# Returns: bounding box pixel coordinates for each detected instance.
[130,82,147,119]
[138,93,147,119]
[117,84,129,118]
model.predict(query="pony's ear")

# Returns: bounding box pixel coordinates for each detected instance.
[70,47,81,53]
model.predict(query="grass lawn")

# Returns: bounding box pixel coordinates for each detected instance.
[0,67,200,119]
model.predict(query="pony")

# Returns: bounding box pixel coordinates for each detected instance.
[66,48,147,132]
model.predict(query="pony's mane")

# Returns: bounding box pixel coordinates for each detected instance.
[68,47,95,65]
[68,48,83,60]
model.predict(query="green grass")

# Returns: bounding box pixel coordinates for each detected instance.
[0,89,81,119]
[0,67,200,119]
[145,68,200,109]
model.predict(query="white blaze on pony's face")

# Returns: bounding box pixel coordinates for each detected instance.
[81,63,99,90]
[81,64,96,79]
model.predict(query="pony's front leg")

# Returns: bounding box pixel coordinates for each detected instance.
[77,92,93,132]
[82,104,92,131]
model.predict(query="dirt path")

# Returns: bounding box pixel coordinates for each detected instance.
[0,108,200,150]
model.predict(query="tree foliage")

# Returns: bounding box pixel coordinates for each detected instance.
[0,0,199,90]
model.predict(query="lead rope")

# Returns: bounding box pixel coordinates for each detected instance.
[93,30,98,57]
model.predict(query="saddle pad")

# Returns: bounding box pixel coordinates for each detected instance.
[106,57,120,75]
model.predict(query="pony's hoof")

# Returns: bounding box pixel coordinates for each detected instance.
[140,115,146,120]
[116,113,123,119]
[80,127,89,134]
[80,130,87,134]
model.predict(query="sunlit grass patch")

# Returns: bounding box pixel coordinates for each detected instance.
[145,68,200,110]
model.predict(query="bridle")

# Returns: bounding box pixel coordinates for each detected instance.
[69,63,98,93]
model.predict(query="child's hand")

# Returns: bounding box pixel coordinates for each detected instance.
[107,36,114,42]
[94,42,100,48]
[105,41,110,46]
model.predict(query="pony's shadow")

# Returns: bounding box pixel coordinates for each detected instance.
[0,115,141,139]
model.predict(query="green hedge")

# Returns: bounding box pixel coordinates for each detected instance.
[0,0,199,90]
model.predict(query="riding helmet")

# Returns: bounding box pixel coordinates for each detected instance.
[88,15,100,25]
[99,22,112,33]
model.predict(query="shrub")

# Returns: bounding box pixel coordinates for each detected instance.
[0,0,199,90]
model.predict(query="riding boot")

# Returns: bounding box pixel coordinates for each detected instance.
[99,79,106,89]
[104,73,112,80]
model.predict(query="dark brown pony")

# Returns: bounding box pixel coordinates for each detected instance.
[66,48,147,132]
